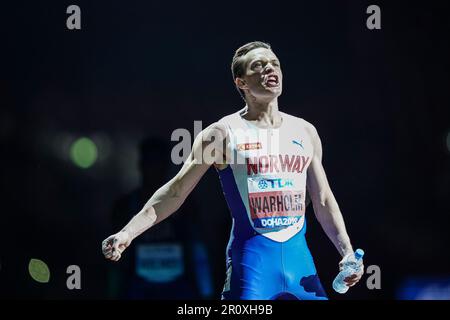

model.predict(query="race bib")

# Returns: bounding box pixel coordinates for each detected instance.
[247,176,305,229]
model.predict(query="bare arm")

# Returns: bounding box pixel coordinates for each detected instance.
[306,123,363,286]
[306,124,353,257]
[102,122,228,261]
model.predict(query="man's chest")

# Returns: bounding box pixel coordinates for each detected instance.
[231,126,314,174]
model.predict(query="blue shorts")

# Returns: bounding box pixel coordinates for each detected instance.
[221,219,328,300]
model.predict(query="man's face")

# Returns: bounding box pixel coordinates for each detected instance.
[236,48,283,101]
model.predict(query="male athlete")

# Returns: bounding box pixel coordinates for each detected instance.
[102,41,364,300]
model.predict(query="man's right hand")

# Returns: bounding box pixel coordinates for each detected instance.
[102,231,132,262]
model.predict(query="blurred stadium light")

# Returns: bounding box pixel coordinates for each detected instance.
[397,277,450,300]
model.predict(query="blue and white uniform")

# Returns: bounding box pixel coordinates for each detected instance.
[215,108,327,300]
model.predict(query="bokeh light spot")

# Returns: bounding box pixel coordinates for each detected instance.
[28,258,50,283]
[70,137,98,168]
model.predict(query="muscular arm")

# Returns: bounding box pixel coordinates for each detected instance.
[124,122,228,239]
[102,122,228,261]
[305,124,354,258]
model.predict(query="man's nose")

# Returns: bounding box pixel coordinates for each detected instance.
[263,62,275,73]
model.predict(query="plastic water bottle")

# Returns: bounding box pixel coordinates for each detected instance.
[333,248,365,294]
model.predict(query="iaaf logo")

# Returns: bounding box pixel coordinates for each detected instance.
[257,178,293,190]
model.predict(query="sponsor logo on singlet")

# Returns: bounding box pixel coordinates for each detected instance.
[257,178,294,190]
[292,140,304,149]
[237,142,262,151]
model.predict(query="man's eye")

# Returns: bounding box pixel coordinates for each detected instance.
[253,62,262,69]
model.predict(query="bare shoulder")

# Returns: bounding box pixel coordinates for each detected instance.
[200,121,228,142]
[302,119,319,138]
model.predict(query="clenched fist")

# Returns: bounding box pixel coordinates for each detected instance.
[102,231,132,262]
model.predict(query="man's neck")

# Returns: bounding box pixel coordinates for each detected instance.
[242,97,282,127]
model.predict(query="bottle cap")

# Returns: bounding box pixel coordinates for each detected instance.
[354,248,365,260]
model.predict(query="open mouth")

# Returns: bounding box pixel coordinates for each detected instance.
[265,74,280,87]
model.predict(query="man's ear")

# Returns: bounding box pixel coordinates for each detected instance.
[235,78,248,90]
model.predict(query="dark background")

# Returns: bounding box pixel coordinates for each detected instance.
[1,0,449,299]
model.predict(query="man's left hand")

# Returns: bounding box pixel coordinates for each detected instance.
[339,253,364,287]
